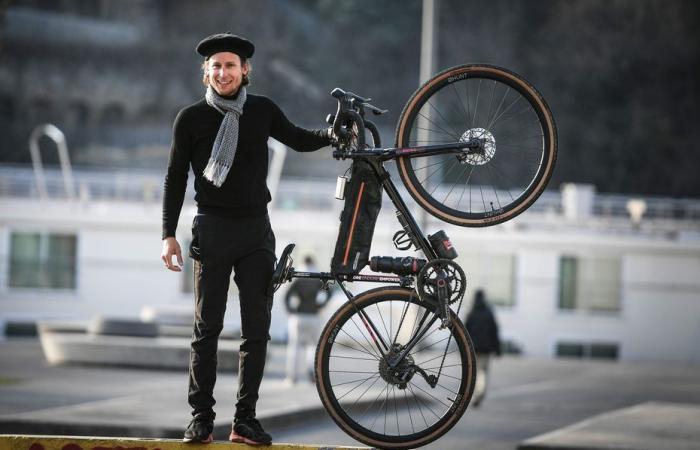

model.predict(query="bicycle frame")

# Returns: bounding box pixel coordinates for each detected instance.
[335,140,481,162]
[286,142,473,366]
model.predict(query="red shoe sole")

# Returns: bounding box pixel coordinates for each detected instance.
[229,431,270,446]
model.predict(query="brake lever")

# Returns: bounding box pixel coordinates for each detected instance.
[345,90,370,103]
[364,103,389,115]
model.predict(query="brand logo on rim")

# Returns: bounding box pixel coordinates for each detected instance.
[447,73,469,83]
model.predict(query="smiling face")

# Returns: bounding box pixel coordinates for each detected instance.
[206,52,249,96]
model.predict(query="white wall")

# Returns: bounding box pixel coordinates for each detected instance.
[2,196,700,362]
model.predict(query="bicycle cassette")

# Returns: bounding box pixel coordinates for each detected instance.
[416,259,466,305]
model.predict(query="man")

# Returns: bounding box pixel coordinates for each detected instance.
[284,255,331,384]
[161,33,332,445]
[464,289,501,407]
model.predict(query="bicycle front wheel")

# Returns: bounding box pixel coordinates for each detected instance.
[315,287,476,449]
[395,64,557,226]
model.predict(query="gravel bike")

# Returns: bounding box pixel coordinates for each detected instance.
[271,64,557,449]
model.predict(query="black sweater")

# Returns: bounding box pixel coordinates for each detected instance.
[162,94,330,238]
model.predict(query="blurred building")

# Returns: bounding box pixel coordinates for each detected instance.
[1,160,699,363]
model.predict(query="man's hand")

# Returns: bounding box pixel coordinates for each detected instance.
[162,237,184,272]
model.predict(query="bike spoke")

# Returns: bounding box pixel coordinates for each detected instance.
[416,157,455,185]
[492,109,539,131]
[393,386,400,435]
[443,161,474,206]
[375,303,391,346]
[424,363,463,370]
[407,383,441,420]
[330,354,378,362]
[349,373,382,409]
[426,99,462,138]
[456,165,476,212]
[330,370,379,374]
[487,91,521,131]
[479,183,487,213]
[416,110,460,141]
[334,373,379,391]
[485,163,504,209]
[415,348,459,366]
[413,126,455,141]
[429,158,461,196]
[489,159,518,203]
[484,80,497,134]
[413,333,449,352]
[403,388,416,434]
[412,157,451,173]
[452,82,471,126]
[472,79,482,128]
[337,376,382,405]
[410,382,452,410]
[389,300,393,346]
[485,84,510,131]
[365,383,390,430]
[339,327,381,360]
[348,315,384,359]
[334,340,379,360]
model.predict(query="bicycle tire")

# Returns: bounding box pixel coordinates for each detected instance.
[315,287,476,449]
[395,64,557,227]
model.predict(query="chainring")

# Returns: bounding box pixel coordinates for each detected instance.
[415,258,466,305]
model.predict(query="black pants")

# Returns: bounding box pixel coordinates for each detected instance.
[188,213,276,420]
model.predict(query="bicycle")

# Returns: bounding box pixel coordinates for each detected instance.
[271,64,557,449]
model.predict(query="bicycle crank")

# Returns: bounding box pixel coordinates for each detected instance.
[416,259,467,327]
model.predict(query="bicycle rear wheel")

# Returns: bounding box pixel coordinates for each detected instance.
[395,64,557,226]
[315,287,476,449]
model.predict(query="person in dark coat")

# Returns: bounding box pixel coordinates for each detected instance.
[464,289,501,407]
[284,255,331,384]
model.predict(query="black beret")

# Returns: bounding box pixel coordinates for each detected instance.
[196,33,255,59]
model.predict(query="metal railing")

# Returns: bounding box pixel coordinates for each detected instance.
[1,163,700,222]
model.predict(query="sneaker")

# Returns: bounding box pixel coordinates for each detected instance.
[230,416,272,445]
[183,414,214,443]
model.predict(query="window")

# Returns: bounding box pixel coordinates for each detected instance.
[460,253,515,306]
[556,341,619,360]
[9,232,77,289]
[558,256,621,312]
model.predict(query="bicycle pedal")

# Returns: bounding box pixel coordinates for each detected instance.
[271,243,295,289]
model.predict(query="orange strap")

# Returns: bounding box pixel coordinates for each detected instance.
[343,182,366,265]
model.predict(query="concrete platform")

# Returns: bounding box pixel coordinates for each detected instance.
[4,339,700,449]
[38,322,240,371]
[519,401,700,450]
[0,378,326,439]
[0,434,370,449]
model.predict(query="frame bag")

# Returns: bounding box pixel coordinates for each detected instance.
[331,160,382,275]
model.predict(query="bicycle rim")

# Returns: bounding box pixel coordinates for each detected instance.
[315,287,476,449]
[395,64,557,227]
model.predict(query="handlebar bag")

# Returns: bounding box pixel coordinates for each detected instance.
[331,159,382,275]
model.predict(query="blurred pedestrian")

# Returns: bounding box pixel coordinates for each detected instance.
[464,289,501,407]
[161,33,333,445]
[284,256,331,384]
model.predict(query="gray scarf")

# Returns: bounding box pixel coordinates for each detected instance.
[203,85,247,187]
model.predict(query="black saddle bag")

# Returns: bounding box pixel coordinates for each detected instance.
[331,160,382,275]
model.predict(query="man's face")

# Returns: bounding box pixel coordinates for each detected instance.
[206,52,248,96]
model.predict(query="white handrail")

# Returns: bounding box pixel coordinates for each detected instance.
[29,124,75,201]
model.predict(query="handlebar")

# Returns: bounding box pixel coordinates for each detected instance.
[331,88,388,116]
[329,88,387,152]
